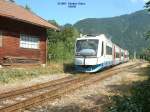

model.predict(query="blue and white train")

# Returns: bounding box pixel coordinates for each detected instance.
[75,34,129,73]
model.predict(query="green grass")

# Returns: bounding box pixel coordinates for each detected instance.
[0,63,65,84]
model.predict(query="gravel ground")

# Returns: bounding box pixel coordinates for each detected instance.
[0,73,70,93]
[23,60,149,112]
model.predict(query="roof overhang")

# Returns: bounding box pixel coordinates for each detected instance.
[0,0,59,31]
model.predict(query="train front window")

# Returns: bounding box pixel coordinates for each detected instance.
[76,39,99,56]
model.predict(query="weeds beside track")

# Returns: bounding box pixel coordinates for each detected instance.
[0,62,141,112]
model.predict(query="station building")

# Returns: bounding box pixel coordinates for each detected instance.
[0,0,58,66]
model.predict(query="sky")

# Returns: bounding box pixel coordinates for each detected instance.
[15,0,148,25]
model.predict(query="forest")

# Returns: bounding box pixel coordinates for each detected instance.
[47,4,150,63]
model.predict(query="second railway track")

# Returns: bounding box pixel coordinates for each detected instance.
[0,62,141,112]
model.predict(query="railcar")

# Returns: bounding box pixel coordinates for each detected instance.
[75,34,129,73]
[120,49,125,63]
[124,50,129,62]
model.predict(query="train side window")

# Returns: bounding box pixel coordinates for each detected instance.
[106,46,112,55]
[122,52,124,57]
[101,41,104,56]
[0,31,2,47]
[116,52,120,58]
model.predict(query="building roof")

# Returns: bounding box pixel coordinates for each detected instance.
[0,0,59,30]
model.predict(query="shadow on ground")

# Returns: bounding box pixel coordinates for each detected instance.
[104,64,150,112]
[46,104,101,112]
[29,103,103,112]
[51,64,150,112]
[63,62,117,75]
[28,63,150,112]
[63,63,79,75]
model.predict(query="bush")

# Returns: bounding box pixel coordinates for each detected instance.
[47,24,79,63]
[0,65,64,84]
[106,78,150,112]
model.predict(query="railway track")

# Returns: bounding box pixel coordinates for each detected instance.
[0,62,141,112]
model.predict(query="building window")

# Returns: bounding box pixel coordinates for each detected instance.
[0,31,2,47]
[106,46,112,55]
[20,34,39,49]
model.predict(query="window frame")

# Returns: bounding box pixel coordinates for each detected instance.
[20,34,40,49]
[106,45,112,55]
[75,39,99,56]
[116,52,120,58]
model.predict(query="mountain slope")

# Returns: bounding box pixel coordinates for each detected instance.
[74,10,150,55]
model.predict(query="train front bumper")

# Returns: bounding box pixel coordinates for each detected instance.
[75,57,98,65]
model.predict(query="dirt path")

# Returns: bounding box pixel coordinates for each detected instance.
[22,60,149,112]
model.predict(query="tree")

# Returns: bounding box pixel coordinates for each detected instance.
[145,31,150,40]
[143,0,150,61]
[25,5,31,11]
[48,20,59,27]
[63,23,73,28]
[8,0,15,3]
[145,1,150,40]
[145,1,150,11]
[47,21,79,62]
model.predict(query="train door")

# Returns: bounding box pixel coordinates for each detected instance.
[124,51,127,62]
[119,48,121,63]
[113,45,116,65]
[124,52,125,62]
[101,41,104,56]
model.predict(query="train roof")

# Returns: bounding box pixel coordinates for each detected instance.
[77,34,117,46]
[77,34,111,40]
